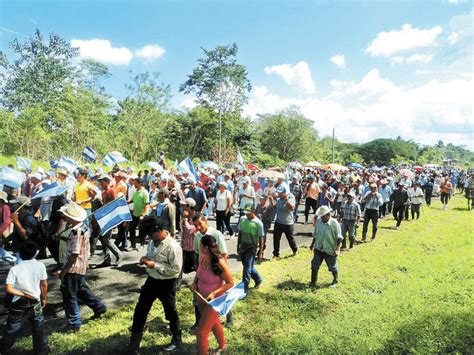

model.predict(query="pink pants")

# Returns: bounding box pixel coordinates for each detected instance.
[196,305,226,355]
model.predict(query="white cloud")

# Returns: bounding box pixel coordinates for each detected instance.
[448,0,468,4]
[406,54,432,63]
[244,74,474,149]
[135,44,166,61]
[329,54,346,68]
[264,61,316,94]
[71,39,133,65]
[366,24,443,57]
[390,56,405,65]
[447,32,460,44]
[328,69,396,99]
[182,96,198,110]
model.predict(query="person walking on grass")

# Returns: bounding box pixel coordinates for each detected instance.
[390,182,409,230]
[309,206,342,289]
[361,183,382,242]
[440,176,453,211]
[237,203,264,294]
[128,216,183,354]
[58,203,106,333]
[272,185,298,259]
[0,241,48,355]
[408,181,423,220]
[339,191,361,251]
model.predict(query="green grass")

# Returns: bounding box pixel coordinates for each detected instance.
[13,195,474,354]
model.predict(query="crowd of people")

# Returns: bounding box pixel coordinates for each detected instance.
[0,159,472,354]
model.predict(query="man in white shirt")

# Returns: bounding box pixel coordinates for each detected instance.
[128,216,183,354]
[0,240,48,354]
[238,177,255,218]
[408,181,424,220]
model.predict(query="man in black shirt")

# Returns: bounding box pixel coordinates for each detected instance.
[390,183,409,230]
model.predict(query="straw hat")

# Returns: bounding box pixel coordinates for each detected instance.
[59,203,87,222]
[0,191,8,203]
[316,205,332,217]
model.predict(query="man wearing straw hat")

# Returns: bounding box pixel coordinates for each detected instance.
[310,205,342,289]
[58,203,106,332]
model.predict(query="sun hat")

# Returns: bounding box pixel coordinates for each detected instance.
[59,203,87,222]
[179,197,196,207]
[0,191,8,203]
[218,181,227,188]
[316,205,332,217]
[98,174,111,182]
[370,183,377,188]
[347,191,356,198]
[57,168,68,176]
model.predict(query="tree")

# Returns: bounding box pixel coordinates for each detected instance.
[257,107,319,162]
[180,43,252,163]
[77,59,111,94]
[0,29,79,111]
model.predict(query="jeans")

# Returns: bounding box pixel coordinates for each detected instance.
[341,220,357,248]
[60,273,106,327]
[304,197,318,222]
[115,222,129,249]
[411,203,421,219]
[131,276,181,338]
[311,249,338,273]
[272,222,298,257]
[293,198,301,222]
[441,192,450,204]
[99,230,123,263]
[129,215,145,248]
[0,300,48,354]
[393,205,405,227]
[240,248,262,292]
[216,210,233,236]
[379,202,387,217]
[262,223,271,251]
[362,209,378,238]
[425,191,432,206]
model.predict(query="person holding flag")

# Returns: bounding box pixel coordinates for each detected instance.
[191,234,234,355]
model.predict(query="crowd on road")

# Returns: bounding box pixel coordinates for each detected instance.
[0,158,472,354]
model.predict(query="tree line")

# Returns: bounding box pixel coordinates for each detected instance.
[0,29,472,168]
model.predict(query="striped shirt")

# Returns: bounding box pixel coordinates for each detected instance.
[341,201,361,221]
[66,224,90,275]
[181,217,197,251]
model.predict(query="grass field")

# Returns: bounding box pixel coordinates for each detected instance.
[12,195,474,354]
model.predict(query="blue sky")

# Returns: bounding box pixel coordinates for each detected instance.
[1,0,473,148]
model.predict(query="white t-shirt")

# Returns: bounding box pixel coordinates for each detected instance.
[216,190,232,211]
[239,186,255,209]
[6,259,47,302]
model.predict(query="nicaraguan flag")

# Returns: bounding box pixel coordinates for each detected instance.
[31,182,68,200]
[201,282,246,317]
[82,146,97,163]
[236,149,244,165]
[103,151,127,167]
[92,196,132,235]
[57,156,77,174]
[178,157,199,181]
[0,167,25,189]
[16,157,32,170]
[147,162,164,173]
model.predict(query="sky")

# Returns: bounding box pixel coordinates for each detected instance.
[1,0,473,149]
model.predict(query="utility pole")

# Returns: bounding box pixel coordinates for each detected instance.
[218,109,222,165]
[331,128,335,163]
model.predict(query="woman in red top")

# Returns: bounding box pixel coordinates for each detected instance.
[191,235,234,354]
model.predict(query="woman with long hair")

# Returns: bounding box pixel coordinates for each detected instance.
[191,235,234,354]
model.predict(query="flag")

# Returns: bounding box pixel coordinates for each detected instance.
[103,151,127,167]
[92,196,132,235]
[16,157,31,171]
[147,162,164,173]
[82,146,97,163]
[174,159,178,167]
[31,182,68,200]
[178,157,199,181]
[237,149,244,165]
[50,159,59,169]
[0,167,25,189]
[57,156,77,174]
[195,282,246,317]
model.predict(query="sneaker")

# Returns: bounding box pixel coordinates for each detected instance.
[271,256,280,261]
[329,282,338,288]
[163,338,181,352]
[292,250,298,257]
[115,254,123,266]
[396,226,400,230]
[95,261,112,268]
[212,346,227,354]
[254,281,262,289]
[90,308,106,320]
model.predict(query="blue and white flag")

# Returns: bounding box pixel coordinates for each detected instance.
[16,157,32,171]
[31,182,68,200]
[50,159,59,169]
[103,151,127,167]
[178,157,199,181]
[196,282,246,317]
[147,162,164,173]
[82,146,97,163]
[0,167,25,189]
[57,156,77,174]
[92,196,132,235]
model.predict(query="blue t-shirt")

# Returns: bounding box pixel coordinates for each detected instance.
[275,193,296,225]
[186,186,207,211]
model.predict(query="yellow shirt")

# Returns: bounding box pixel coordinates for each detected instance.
[75,181,94,209]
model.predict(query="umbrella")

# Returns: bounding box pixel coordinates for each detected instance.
[287,161,303,169]
[246,163,260,172]
[324,163,348,172]
[257,170,285,179]
[399,168,415,179]
[305,161,323,168]
[347,162,363,169]
[413,166,423,172]
[198,161,220,170]
[369,166,382,172]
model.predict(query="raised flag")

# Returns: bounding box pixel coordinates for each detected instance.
[194,282,247,317]
[178,157,199,181]
[103,151,127,167]
[236,148,244,165]
[0,167,25,189]
[82,146,97,163]
[31,182,68,200]
[147,162,164,173]
[57,156,77,174]
[16,157,32,171]
[92,196,132,235]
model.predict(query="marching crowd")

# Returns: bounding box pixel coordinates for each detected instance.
[0,160,472,354]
